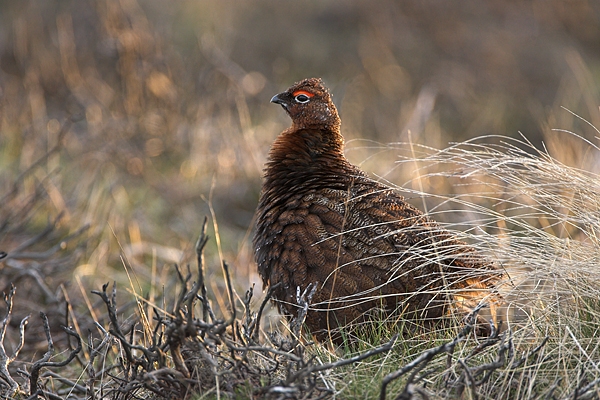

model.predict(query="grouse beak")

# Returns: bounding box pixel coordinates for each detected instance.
[270,93,286,106]
[271,92,292,114]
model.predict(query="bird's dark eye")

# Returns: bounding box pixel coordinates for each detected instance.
[295,94,311,103]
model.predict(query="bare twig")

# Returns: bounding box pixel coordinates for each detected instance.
[291,283,317,338]
[195,217,211,324]
[29,313,82,396]
[457,358,478,400]
[91,283,156,369]
[291,333,398,383]
[249,282,281,342]
[85,323,113,400]
[569,376,600,400]
[468,320,503,357]
[41,370,87,393]
[0,285,28,398]
[543,378,562,400]
[510,336,549,369]
[162,221,215,379]
[2,262,58,302]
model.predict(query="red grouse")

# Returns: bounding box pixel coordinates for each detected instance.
[254,78,503,341]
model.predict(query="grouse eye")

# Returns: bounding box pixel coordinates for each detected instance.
[295,94,311,103]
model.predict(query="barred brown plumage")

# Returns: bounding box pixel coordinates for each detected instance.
[254,78,503,342]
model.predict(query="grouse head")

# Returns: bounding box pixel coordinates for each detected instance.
[270,77,341,131]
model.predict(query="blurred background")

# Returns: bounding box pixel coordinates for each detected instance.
[1,0,600,344]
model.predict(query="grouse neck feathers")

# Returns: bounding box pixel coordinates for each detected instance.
[263,78,353,196]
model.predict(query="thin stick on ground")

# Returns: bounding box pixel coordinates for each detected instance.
[0,286,29,398]
[28,313,82,397]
